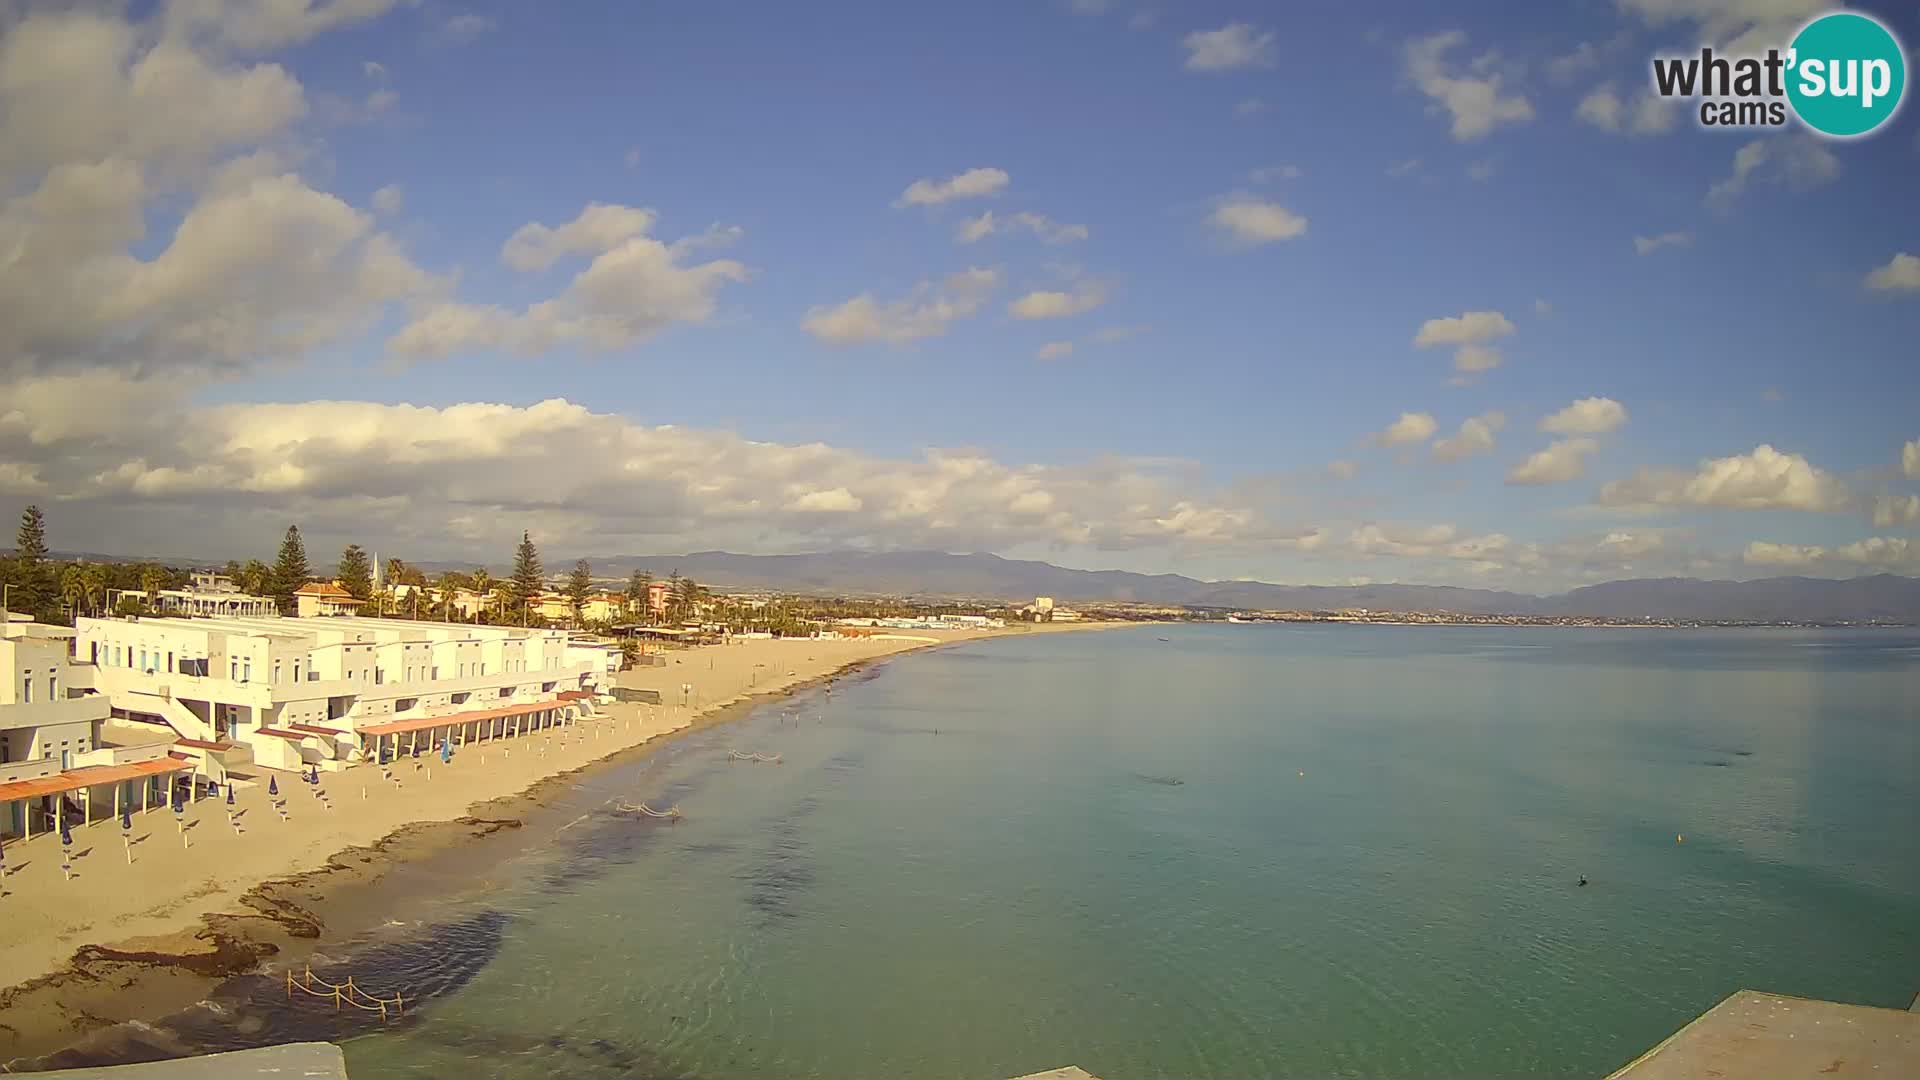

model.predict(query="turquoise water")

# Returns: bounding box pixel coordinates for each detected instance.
[332,626,1920,1079]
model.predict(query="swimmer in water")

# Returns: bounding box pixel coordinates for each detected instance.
[1578,876,1588,887]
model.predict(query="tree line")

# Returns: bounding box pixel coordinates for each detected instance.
[0,505,721,630]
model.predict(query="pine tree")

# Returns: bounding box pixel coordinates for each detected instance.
[509,531,543,626]
[272,525,310,614]
[566,559,593,622]
[16,505,48,563]
[337,544,373,600]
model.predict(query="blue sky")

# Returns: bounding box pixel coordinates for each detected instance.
[1,0,1916,589]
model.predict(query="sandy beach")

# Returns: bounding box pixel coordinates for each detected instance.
[0,622,1117,1066]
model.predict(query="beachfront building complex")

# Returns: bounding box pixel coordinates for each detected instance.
[74,614,610,777]
[3,614,192,840]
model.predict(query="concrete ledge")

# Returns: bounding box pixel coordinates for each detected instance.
[11,1043,347,1078]
[1608,990,1920,1079]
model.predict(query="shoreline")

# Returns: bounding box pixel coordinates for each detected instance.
[0,622,1137,1068]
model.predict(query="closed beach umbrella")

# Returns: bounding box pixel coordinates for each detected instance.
[225,783,235,806]
[172,792,184,817]
[268,775,279,797]
[60,816,73,849]
[441,738,451,764]
[121,808,132,833]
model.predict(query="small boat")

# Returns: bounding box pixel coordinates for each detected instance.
[1157,636,1170,642]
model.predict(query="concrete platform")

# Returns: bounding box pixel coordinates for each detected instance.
[1608,990,1920,1079]
[11,1043,347,1079]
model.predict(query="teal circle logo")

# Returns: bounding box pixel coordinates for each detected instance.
[1786,12,1906,137]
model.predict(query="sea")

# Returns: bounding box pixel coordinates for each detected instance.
[82,625,1920,1078]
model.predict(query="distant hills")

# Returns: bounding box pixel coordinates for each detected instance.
[19,546,1918,622]
[556,550,1920,623]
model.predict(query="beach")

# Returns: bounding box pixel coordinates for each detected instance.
[0,623,1112,1066]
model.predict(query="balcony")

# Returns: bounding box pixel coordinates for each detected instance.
[0,694,110,732]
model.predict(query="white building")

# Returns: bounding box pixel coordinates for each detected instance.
[75,614,607,776]
[3,617,184,840]
[109,571,278,619]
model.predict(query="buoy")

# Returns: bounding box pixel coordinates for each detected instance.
[1677,834,1684,844]
[1298,770,1305,777]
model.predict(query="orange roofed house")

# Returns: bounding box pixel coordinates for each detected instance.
[294,582,366,618]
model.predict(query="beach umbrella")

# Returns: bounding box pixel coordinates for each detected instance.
[268,775,279,797]
[440,738,451,764]
[121,809,132,832]
[59,816,72,849]
[225,783,235,806]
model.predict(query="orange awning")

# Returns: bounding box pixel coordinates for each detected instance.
[556,690,593,701]
[0,754,194,804]
[357,698,574,738]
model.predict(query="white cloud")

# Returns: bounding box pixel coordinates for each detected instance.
[440,13,497,41]
[1870,495,1920,528]
[1707,135,1840,210]
[1745,538,1919,572]
[956,210,1088,245]
[1508,438,1600,485]
[162,0,405,52]
[0,11,307,189]
[1234,98,1270,117]
[1432,411,1505,462]
[1866,253,1920,292]
[4,161,438,380]
[1413,310,1515,348]
[1615,0,1828,56]
[390,202,746,359]
[1599,445,1851,512]
[1741,541,1826,567]
[895,167,1010,207]
[1009,283,1106,320]
[1036,341,1075,361]
[1533,298,1552,316]
[1386,158,1423,178]
[1327,460,1358,480]
[362,60,387,80]
[1373,411,1438,447]
[1541,396,1629,435]
[1208,194,1308,245]
[370,183,403,214]
[802,268,999,346]
[1466,159,1497,182]
[1413,310,1515,373]
[1403,31,1534,141]
[1183,23,1274,71]
[1576,83,1679,134]
[1248,164,1303,183]
[1634,231,1692,255]
[0,371,1315,558]
[1904,440,1920,478]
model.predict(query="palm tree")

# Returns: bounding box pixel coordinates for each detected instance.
[60,564,87,621]
[469,569,494,622]
[81,564,106,616]
[139,565,165,603]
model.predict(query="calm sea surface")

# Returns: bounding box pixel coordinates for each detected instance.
[328,625,1920,1079]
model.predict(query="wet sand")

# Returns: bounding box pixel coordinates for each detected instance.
[0,623,1125,1067]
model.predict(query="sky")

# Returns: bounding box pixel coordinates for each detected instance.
[0,0,1916,592]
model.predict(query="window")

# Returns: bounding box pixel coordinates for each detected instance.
[20,676,30,704]
[242,659,251,683]
[140,649,148,670]
[167,651,174,672]
[48,674,57,699]
[274,660,282,684]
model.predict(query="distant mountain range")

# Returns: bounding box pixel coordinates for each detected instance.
[18,547,1918,622]
[543,550,1920,623]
